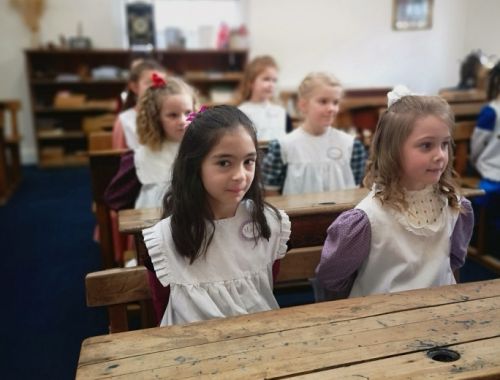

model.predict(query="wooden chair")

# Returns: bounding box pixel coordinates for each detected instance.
[0,100,22,205]
[89,149,128,268]
[85,266,154,333]
[85,246,323,333]
[88,131,134,268]
[276,246,322,283]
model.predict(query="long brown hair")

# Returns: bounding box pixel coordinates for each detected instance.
[363,95,461,211]
[234,55,278,104]
[136,77,197,150]
[163,105,281,263]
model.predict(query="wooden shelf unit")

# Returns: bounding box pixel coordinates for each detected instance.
[25,49,248,167]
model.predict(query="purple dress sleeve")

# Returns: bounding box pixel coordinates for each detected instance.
[450,198,474,271]
[103,150,141,211]
[316,209,371,297]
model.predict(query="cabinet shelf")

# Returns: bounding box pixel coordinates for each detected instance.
[38,130,86,140]
[184,72,243,82]
[34,107,116,114]
[26,48,248,167]
[39,155,89,168]
[31,79,127,86]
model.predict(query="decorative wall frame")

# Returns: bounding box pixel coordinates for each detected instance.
[392,0,433,31]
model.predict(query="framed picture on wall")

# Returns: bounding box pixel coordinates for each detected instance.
[392,0,433,31]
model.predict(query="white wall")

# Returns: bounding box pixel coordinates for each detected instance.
[248,0,470,92]
[464,0,500,60]
[0,0,36,163]
[0,0,124,164]
[0,0,496,164]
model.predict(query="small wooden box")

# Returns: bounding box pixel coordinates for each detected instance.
[53,92,86,108]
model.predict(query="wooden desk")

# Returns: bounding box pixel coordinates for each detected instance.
[119,188,367,231]
[76,279,500,379]
[119,187,484,249]
[439,89,487,103]
[450,102,485,121]
[119,188,368,250]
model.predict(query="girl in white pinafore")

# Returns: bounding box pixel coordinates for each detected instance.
[132,75,196,208]
[111,59,166,149]
[316,87,474,298]
[104,75,196,268]
[236,55,292,141]
[261,72,367,196]
[143,105,291,326]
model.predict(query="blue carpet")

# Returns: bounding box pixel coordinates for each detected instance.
[0,166,497,379]
[460,257,499,282]
[0,166,107,379]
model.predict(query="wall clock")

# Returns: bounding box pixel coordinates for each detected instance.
[126,2,155,48]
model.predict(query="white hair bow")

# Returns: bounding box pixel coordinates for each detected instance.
[387,85,413,107]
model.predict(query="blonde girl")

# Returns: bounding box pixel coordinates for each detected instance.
[262,72,366,195]
[236,55,292,141]
[111,59,166,149]
[316,87,474,299]
[105,74,197,211]
[143,105,291,326]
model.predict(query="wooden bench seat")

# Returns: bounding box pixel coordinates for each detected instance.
[85,246,323,333]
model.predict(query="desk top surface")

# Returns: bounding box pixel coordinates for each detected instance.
[118,187,484,233]
[77,279,500,379]
[450,102,485,116]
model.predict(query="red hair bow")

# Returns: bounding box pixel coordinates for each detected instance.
[187,105,208,122]
[151,72,166,88]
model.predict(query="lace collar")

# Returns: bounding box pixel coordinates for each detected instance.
[389,185,448,236]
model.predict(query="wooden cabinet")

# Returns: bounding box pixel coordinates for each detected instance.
[25,49,247,167]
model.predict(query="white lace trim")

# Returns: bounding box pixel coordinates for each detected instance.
[390,185,447,237]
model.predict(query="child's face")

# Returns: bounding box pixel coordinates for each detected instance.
[160,93,193,143]
[201,125,257,219]
[133,70,166,100]
[250,66,278,102]
[399,115,451,191]
[299,84,342,134]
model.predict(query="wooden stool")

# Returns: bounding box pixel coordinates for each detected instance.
[0,100,22,205]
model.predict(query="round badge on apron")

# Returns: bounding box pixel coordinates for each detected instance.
[240,220,256,241]
[327,146,343,160]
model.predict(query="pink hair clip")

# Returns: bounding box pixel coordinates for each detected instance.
[186,105,208,122]
[151,72,166,88]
